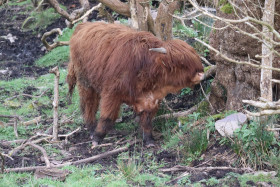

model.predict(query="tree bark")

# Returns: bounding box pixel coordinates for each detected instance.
[97,0,130,17]
[261,0,275,101]
[154,0,180,41]
[208,0,280,112]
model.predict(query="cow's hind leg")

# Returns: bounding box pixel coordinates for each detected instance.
[91,95,121,146]
[139,108,158,147]
[78,84,100,133]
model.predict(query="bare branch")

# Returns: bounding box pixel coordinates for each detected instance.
[243,100,280,109]
[245,109,280,117]
[195,38,280,72]
[41,28,69,51]
[72,3,102,25]
[49,66,60,141]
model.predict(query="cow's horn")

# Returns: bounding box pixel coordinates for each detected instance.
[149,47,167,54]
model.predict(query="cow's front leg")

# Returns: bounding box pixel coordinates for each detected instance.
[139,108,158,147]
[91,95,121,147]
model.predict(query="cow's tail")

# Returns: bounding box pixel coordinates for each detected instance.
[66,61,76,104]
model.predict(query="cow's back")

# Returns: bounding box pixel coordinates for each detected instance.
[70,22,164,97]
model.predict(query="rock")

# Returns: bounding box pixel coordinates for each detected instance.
[215,113,247,137]
[0,69,12,76]
[0,33,17,43]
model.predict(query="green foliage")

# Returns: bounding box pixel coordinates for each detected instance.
[117,157,142,180]
[163,113,208,164]
[173,23,198,38]
[35,46,70,67]
[22,7,62,31]
[196,101,210,117]
[230,120,279,169]
[180,87,192,96]
[237,172,280,187]
[206,177,219,186]
[7,0,31,6]
[218,0,233,14]
[220,3,233,14]
[181,125,208,163]
[177,175,191,185]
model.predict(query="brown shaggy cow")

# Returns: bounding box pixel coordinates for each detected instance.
[67,22,204,146]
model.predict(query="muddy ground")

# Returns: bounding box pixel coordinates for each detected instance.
[0,1,257,186]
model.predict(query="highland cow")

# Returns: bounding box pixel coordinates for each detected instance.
[67,22,204,147]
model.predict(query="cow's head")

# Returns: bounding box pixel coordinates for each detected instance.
[149,45,204,88]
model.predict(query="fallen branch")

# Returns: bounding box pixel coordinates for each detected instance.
[0,139,26,147]
[153,104,198,121]
[23,116,42,126]
[154,94,210,121]
[5,142,139,173]
[9,136,52,157]
[159,165,253,173]
[41,28,69,51]
[27,142,51,167]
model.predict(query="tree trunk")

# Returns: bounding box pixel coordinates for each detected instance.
[209,0,280,112]
[260,0,275,101]
[154,0,180,41]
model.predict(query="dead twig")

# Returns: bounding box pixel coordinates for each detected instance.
[159,165,253,173]
[0,152,4,173]
[5,141,140,173]
[23,116,41,126]
[37,127,81,143]
[14,117,18,138]
[41,28,69,51]
[49,66,60,141]
[9,136,52,157]
[154,94,210,121]
[27,142,51,167]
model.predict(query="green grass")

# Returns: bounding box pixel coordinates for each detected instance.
[0,69,81,140]
[7,0,31,6]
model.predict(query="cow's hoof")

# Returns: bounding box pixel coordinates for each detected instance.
[144,138,155,148]
[91,141,99,149]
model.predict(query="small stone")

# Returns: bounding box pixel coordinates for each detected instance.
[215,113,247,137]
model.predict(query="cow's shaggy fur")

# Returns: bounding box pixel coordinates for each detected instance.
[67,22,204,145]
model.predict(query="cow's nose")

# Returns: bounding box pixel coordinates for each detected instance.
[199,72,205,80]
